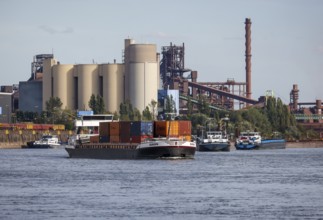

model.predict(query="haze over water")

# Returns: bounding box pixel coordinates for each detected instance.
[1,147,323,219]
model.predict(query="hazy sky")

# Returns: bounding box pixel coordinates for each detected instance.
[1,0,322,104]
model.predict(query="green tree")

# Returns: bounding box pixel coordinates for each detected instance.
[46,97,62,112]
[165,95,176,114]
[142,106,152,121]
[148,99,157,120]
[197,95,210,116]
[46,97,63,124]
[88,94,105,114]
[186,96,193,117]
[119,100,134,121]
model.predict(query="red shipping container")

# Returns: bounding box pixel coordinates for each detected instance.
[110,122,120,136]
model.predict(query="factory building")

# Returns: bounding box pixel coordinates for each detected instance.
[42,39,159,113]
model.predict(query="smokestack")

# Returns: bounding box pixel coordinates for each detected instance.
[245,18,252,100]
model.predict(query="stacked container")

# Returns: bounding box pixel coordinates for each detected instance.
[99,122,110,143]
[130,121,153,143]
[98,121,154,144]
[154,120,191,141]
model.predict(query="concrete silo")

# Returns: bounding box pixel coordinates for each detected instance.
[75,64,99,110]
[126,42,159,112]
[52,64,74,110]
[42,58,58,110]
[100,63,124,113]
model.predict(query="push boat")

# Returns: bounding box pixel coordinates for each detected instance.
[25,134,61,149]
[197,131,230,152]
[235,131,286,150]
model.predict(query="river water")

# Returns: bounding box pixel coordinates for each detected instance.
[0,147,323,220]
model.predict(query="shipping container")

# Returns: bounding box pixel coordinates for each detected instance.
[131,135,153,143]
[110,122,120,136]
[110,135,120,143]
[154,121,179,137]
[130,121,154,136]
[178,121,192,135]
[99,122,110,136]
[119,121,131,136]
[99,135,110,143]
[89,135,100,143]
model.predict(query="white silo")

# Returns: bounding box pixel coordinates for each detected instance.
[100,63,124,113]
[127,43,159,112]
[75,64,99,110]
[52,64,74,110]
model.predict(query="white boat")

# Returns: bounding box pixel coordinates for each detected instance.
[30,134,61,148]
[235,131,262,150]
[197,131,230,152]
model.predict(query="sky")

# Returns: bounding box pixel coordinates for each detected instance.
[0,0,322,104]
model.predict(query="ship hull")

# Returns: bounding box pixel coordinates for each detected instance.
[65,143,196,160]
[198,142,230,152]
[235,139,286,150]
[65,147,137,159]
[136,146,196,159]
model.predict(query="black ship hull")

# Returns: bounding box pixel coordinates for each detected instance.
[136,146,196,159]
[65,143,196,160]
[198,142,230,152]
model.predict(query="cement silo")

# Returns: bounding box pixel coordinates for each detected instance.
[52,64,74,109]
[100,63,124,113]
[75,64,99,110]
[126,43,159,111]
[42,58,58,109]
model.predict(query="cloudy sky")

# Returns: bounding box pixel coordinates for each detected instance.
[0,0,322,103]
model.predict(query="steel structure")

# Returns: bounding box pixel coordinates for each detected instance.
[160,18,258,111]
[160,43,191,89]
[31,54,54,80]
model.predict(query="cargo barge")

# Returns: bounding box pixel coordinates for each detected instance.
[65,114,196,159]
[235,131,286,150]
[65,137,196,159]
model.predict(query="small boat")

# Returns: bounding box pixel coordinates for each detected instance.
[235,131,286,150]
[197,131,230,152]
[27,134,61,149]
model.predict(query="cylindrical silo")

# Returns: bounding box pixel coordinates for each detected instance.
[52,64,74,109]
[75,64,99,110]
[101,64,124,113]
[42,58,57,110]
[127,44,158,111]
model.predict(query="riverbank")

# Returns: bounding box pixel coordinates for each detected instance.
[286,141,323,148]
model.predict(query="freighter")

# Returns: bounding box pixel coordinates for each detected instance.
[65,115,196,159]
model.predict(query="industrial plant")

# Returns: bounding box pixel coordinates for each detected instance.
[0,18,322,135]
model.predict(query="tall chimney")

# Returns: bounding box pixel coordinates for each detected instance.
[245,18,252,100]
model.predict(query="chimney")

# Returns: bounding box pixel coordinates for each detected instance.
[245,18,252,100]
